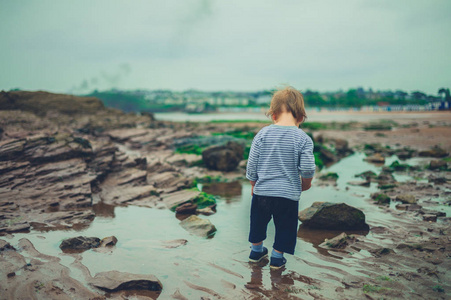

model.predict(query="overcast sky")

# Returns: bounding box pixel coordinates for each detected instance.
[1,0,450,94]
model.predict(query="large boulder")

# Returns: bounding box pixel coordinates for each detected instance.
[202,141,244,171]
[90,271,162,293]
[298,202,369,230]
[180,215,216,237]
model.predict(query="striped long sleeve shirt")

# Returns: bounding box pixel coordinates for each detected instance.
[246,124,316,201]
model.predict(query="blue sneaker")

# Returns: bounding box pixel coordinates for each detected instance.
[270,256,286,269]
[249,247,268,263]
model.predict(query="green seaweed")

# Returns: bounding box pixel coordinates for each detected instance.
[192,192,216,209]
[432,285,445,293]
[319,172,339,181]
[389,160,411,171]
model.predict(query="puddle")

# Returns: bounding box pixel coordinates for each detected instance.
[5,152,447,298]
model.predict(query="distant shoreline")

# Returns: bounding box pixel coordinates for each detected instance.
[155,110,451,123]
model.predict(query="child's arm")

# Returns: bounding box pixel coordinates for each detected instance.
[246,135,261,195]
[299,136,316,191]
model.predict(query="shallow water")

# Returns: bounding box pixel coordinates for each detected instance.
[5,152,448,298]
[154,111,445,123]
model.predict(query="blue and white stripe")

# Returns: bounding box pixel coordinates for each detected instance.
[246,124,316,201]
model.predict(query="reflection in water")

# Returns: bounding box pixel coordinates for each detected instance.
[92,201,115,218]
[202,181,242,201]
[297,225,369,257]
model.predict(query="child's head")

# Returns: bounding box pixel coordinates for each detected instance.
[266,86,307,123]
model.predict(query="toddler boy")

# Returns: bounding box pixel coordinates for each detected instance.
[246,86,316,269]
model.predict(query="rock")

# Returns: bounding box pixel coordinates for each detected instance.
[347,181,370,187]
[179,215,216,237]
[0,222,30,234]
[378,183,397,190]
[428,176,447,185]
[319,232,357,249]
[90,270,162,292]
[397,151,413,160]
[419,146,448,158]
[371,193,390,205]
[369,247,395,257]
[355,170,377,180]
[100,236,118,247]
[298,202,369,230]
[0,239,16,251]
[202,141,244,171]
[395,194,417,204]
[197,206,216,216]
[428,160,447,170]
[364,153,385,164]
[419,209,446,217]
[161,239,188,248]
[395,204,422,211]
[319,172,339,181]
[319,147,336,163]
[59,236,100,252]
[175,202,198,214]
[334,138,350,153]
[162,190,201,210]
[423,214,437,222]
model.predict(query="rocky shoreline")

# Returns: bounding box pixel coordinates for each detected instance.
[1,91,450,299]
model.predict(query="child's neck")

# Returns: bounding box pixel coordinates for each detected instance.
[274,111,299,127]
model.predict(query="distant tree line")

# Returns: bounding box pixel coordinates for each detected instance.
[83,87,447,113]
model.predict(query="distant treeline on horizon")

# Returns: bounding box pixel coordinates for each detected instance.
[22,87,449,113]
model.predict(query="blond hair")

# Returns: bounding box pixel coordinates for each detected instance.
[266,86,307,123]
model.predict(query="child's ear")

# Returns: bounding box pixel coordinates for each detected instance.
[272,114,278,122]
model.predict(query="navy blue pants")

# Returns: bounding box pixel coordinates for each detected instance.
[248,194,299,255]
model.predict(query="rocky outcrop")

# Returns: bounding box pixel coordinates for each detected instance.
[162,190,201,210]
[0,90,105,116]
[180,215,217,237]
[299,202,369,230]
[0,134,101,233]
[90,270,162,293]
[202,141,244,171]
[59,236,101,252]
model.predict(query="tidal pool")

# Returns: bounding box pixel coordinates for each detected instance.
[5,152,446,299]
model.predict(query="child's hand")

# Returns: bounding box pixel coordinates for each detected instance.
[250,180,256,196]
[302,177,313,191]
